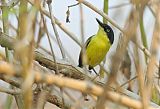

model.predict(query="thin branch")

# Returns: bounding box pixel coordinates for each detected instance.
[47,0,66,59]
[147,5,156,17]
[0,61,159,109]
[28,0,82,47]
[117,76,137,90]
[79,3,85,45]
[1,59,160,109]
[41,14,59,74]
[0,86,21,95]
[0,0,19,8]
[78,0,124,32]
[1,0,10,61]
[143,3,160,108]
[0,32,90,80]
[0,62,70,108]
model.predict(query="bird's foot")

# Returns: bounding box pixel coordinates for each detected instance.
[88,70,92,74]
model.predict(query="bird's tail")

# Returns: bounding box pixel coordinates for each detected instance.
[78,51,83,68]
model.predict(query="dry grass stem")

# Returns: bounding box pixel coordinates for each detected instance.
[143,2,160,108]
[47,0,66,59]
[0,60,158,109]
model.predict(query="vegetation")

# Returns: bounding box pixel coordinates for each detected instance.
[0,0,160,109]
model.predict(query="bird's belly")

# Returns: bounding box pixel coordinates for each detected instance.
[86,42,110,67]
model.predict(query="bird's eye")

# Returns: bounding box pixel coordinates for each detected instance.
[107,29,110,32]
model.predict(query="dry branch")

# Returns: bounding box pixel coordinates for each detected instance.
[143,2,160,108]
[0,61,159,109]
[0,32,89,80]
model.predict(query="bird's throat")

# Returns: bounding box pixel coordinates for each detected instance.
[96,27,108,41]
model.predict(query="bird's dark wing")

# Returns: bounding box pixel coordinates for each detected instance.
[78,35,94,67]
[85,35,94,48]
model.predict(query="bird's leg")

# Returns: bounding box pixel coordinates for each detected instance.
[89,66,99,76]
[92,68,99,76]
[88,70,92,74]
[87,66,92,73]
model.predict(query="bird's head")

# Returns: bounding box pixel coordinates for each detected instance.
[96,18,114,44]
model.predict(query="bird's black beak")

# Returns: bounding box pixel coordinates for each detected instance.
[96,18,104,28]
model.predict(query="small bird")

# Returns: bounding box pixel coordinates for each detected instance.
[78,18,114,74]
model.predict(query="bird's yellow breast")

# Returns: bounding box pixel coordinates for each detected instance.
[85,29,111,67]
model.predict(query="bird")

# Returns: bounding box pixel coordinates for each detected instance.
[78,18,114,74]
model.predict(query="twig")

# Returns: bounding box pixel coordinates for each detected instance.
[147,5,156,17]
[47,0,66,59]
[34,71,160,109]
[46,93,69,108]
[39,45,52,56]
[46,33,76,64]
[8,62,155,109]
[79,3,85,45]
[77,0,124,32]
[68,3,79,8]
[0,32,90,80]
[0,86,21,95]
[0,75,21,88]
[0,62,70,108]
[1,0,10,61]
[34,50,89,80]
[0,60,160,109]
[28,0,82,47]
[143,3,160,108]
[17,0,38,108]
[117,76,137,90]
[66,3,79,23]
[41,14,59,74]
[139,13,148,63]
[0,0,19,8]
[132,43,146,107]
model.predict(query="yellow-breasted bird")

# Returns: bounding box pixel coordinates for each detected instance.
[78,18,114,73]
